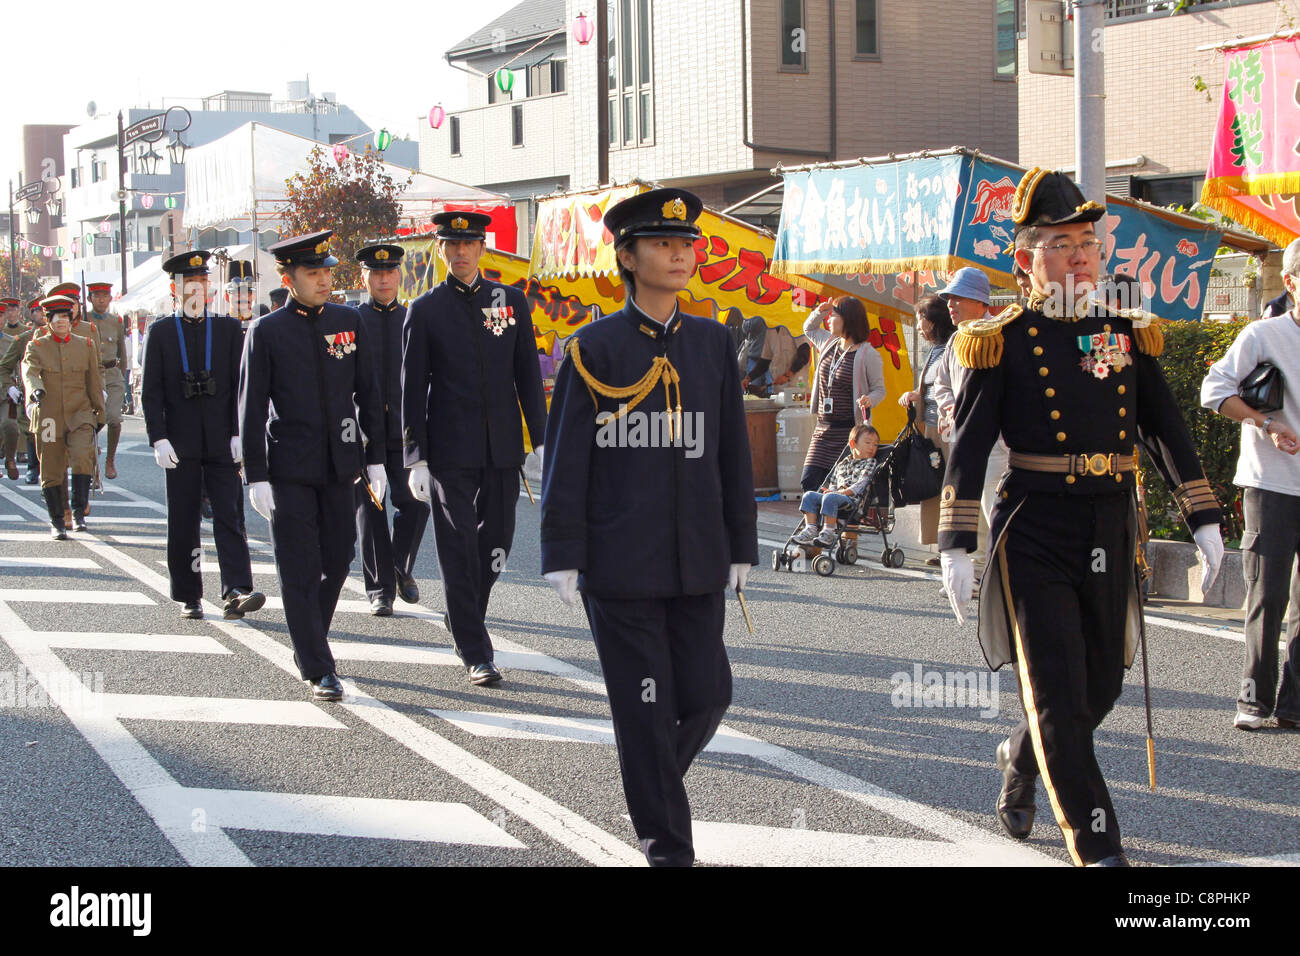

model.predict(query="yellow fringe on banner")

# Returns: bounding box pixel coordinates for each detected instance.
[769,255,962,279]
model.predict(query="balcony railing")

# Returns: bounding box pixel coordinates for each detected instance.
[1104,0,1266,20]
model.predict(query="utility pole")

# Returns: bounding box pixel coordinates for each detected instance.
[1073,0,1107,209]
[118,110,129,294]
[7,180,15,294]
[596,3,609,185]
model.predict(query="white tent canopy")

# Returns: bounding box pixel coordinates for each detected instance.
[114,243,279,316]
[184,122,507,231]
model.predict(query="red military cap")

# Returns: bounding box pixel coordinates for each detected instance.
[86,282,113,294]
[48,282,81,300]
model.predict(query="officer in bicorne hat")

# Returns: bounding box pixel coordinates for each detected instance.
[85,281,128,478]
[540,187,758,866]
[239,230,386,701]
[938,168,1224,866]
[141,250,263,620]
[401,211,547,686]
[355,243,430,616]
[22,294,104,538]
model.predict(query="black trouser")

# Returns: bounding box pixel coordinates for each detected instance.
[1239,486,1300,721]
[355,447,430,601]
[428,467,518,667]
[164,459,252,603]
[25,435,38,480]
[800,464,831,493]
[581,591,731,867]
[268,480,355,681]
[1000,493,1130,866]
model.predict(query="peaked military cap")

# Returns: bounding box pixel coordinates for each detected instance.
[48,282,81,300]
[162,250,213,277]
[0,297,20,308]
[226,260,255,283]
[433,211,491,242]
[26,297,42,311]
[86,282,113,294]
[40,294,77,316]
[603,187,703,249]
[1012,168,1105,235]
[356,243,404,269]
[269,230,339,268]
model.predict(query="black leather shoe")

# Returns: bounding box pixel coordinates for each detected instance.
[181,601,203,619]
[222,588,265,619]
[995,738,1036,840]
[1277,716,1298,730]
[310,672,343,701]
[370,596,393,616]
[395,568,419,604]
[467,661,502,686]
[1086,853,1130,867]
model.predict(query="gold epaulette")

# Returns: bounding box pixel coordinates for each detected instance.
[1105,304,1164,357]
[952,303,1022,370]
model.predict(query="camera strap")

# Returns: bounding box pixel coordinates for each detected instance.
[174,313,212,375]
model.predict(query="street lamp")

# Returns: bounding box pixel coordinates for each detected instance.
[138,147,162,176]
[166,133,188,167]
[117,104,192,293]
[24,206,41,226]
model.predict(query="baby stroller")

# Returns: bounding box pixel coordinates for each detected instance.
[771,430,907,577]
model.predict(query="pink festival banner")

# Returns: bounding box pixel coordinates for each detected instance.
[1201,36,1300,246]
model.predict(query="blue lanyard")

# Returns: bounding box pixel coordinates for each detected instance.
[173,314,212,375]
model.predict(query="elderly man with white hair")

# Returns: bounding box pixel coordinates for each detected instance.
[1202,235,1300,731]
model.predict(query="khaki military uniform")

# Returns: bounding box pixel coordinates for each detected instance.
[0,321,29,469]
[23,332,105,487]
[88,311,126,426]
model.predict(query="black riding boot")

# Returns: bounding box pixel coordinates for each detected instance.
[43,486,67,540]
[70,474,91,532]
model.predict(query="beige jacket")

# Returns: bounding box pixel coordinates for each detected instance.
[23,331,105,433]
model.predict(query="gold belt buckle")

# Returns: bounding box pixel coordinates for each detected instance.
[1086,453,1111,476]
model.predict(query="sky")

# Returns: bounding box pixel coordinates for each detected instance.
[2,0,526,180]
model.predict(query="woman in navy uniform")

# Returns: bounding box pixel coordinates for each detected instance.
[939,169,1224,866]
[401,212,547,686]
[540,188,758,867]
[239,231,387,701]
[142,250,263,620]
[354,243,429,616]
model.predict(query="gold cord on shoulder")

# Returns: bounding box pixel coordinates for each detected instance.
[566,339,685,441]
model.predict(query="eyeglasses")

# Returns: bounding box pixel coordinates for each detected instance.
[1034,238,1104,257]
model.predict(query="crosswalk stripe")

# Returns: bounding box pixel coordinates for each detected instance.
[168,788,525,847]
[17,632,232,655]
[90,693,348,728]
[110,534,272,551]
[157,560,280,575]
[0,532,66,541]
[332,640,603,681]
[0,557,100,570]
[260,596,443,621]
[0,589,154,604]
[82,501,167,509]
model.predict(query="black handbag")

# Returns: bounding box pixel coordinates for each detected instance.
[892,407,946,505]
[1239,362,1284,413]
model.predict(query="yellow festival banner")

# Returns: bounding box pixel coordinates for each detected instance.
[395,191,913,441]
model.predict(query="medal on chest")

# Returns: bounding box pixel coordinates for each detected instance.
[481,305,516,337]
[1077,332,1131,380]
[324,330,356,359]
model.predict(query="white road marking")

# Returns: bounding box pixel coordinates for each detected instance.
[260,596,444,621]
[91,693,348,728]
[0,556,100,570]
[157,561,280,575]
[1184,850,1300,867]
[691,820,1064,867]
[81,500,167,509]
[0,589,153,605]
[110,534,272,551]
[18,631,232,655]
[0,532,69,542]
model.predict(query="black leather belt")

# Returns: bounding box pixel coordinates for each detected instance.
[101,359,118,369]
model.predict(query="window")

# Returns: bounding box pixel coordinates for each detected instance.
[608,0,655,148]
[512,105,524,147]
[71,167,82,189]
[1136,175,1203,209]
[552,58,567,93]
[147,226,162,252]
[855,0,878,57]
[995,0,1016,78]
[450,116,461,156]
[528,58,567,97]
[781,0,806,69]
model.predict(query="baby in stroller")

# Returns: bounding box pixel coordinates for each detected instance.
[792,424,880,548]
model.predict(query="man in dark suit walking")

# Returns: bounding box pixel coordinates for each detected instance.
[401,212,547,686]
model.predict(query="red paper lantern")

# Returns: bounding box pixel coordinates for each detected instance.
[573,12,594,45]
[428,105,446,129]
[332,144,349,164]
[140,193,155,210]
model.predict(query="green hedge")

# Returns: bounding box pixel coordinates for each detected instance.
[1140,319,1247,543]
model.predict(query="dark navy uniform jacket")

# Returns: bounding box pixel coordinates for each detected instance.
[141,312,242,462]
[238,299,385,486]
[540,302,759,599]
[356,296,407,452]
[401,274,547,471]
[940,299,1221,554]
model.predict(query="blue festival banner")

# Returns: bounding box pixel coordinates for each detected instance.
[772,152,1223,321]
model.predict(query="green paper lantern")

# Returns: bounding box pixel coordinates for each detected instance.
[56,246,64,257]
[495,69,514,94]
[84,232,94,245]
[375,128,392,152]
[164,196,177,210]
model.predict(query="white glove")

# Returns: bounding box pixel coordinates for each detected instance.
[249,481,275,521]
[229,435,243,463]
[152,438,179,469]
[6,386,18,404]
[940,548,973,625]
[408,460,432,503]
[533,444,544,473]
[1193,524,1225,594]
[728,563,750,592]
[544,569,578,606]
[367,463,387,503]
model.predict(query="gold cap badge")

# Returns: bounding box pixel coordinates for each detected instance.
[189,255,203,267]
[375,249,389,260]
[314,240,330,254]
[662,198,686,221]
[451,217,469,230]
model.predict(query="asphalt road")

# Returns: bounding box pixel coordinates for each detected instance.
[0,415,1295,868]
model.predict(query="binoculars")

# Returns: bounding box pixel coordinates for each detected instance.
[182,370,217,399]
